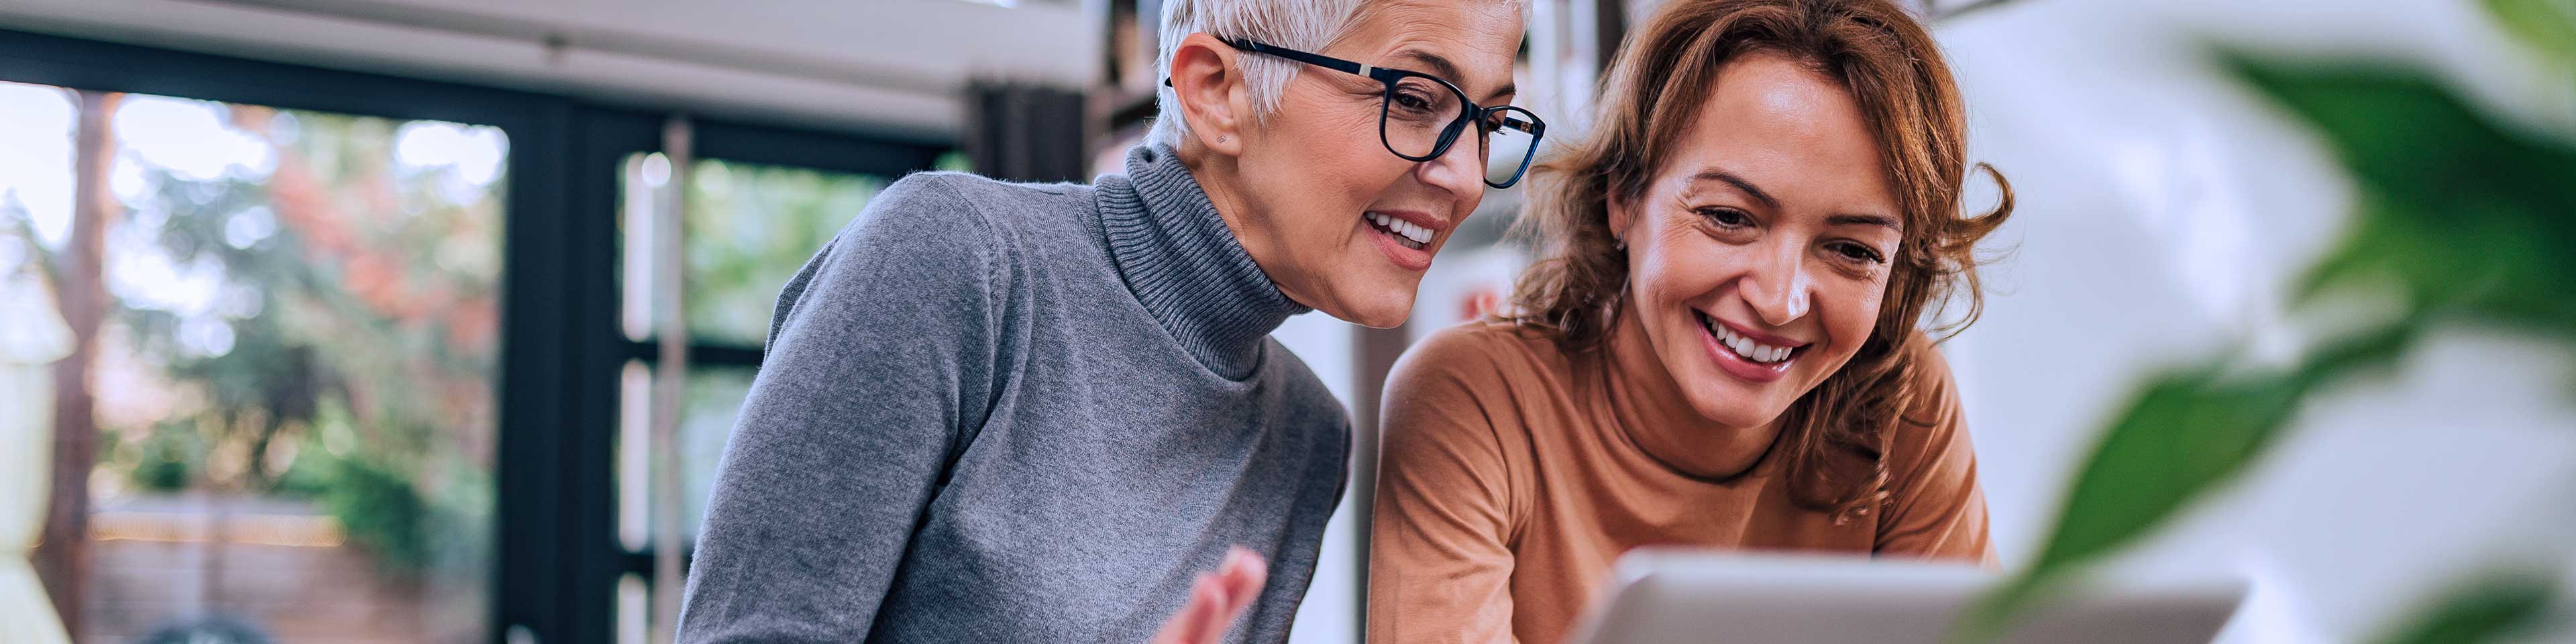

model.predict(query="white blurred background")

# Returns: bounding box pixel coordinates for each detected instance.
[1,0,2571,643]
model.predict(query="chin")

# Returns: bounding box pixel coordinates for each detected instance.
[1717,406,1783,431]
[1346,300,1414,329]
[1684,378,1786,429]
[1322,289,1417,329]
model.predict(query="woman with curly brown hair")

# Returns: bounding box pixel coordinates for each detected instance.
[1365,1,2012,642]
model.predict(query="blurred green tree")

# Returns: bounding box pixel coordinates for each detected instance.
[23,100,506,576]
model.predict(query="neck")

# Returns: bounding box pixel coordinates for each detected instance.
[1599,300,1782,480]
[1175,140,1264,268]
[1095,143,1311,379]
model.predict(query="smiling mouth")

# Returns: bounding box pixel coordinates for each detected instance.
[1697,311,1804,364]
[1366,211,1432,250]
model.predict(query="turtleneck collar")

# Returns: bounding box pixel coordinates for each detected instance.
[1091,144,1310,380]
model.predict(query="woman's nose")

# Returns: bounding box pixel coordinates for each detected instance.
[1413,133,1486,197]
[1745,241,1813,327]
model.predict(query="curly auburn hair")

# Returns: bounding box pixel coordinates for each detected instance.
[1503,0,2013,519]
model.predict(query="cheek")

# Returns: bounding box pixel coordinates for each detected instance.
[1268,95,1406,171]
[1631,234,1735,309]
[1249,114,1396,233]
[1817,277,1886,351]
[1263,89,1389,171]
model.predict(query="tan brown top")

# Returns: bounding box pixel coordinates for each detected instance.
[1365,318,1994,644]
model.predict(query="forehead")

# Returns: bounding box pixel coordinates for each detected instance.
[1330,0,1523,97]
[1668,52,1896,216]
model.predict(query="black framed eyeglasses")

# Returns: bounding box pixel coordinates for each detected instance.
[1170,37,1548,189]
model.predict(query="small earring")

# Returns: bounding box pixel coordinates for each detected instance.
[1217,135,1228,144]
[1614,238,1626,251]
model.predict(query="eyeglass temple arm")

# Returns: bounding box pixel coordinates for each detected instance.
[1224,38,1371,76]
[1163,38,1375,88]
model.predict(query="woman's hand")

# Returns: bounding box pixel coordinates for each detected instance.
[1150,547,1269,644]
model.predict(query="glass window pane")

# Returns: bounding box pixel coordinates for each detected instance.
[617,154,885,347]
[5,83,502,643]
[616,364,755,549]
[616,572,649,644]
[674,367,753,543]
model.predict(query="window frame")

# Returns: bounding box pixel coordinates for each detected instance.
[0,28,948,644]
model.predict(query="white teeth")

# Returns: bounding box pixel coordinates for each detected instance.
[1367,211,1436,245]
[1705,315,1796,364]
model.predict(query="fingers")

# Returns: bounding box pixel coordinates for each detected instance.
[1216,547,1269,616]
[1151,547,1275,644]
[1193,547,1269,644]
[1151,574,1226,644]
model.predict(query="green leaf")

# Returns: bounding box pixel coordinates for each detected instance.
[2037,322,2409,578]
[2229,56,2576,337]
[2484,0,2576,64]
[2373,576,2557,644]
[1960,323,2415,641]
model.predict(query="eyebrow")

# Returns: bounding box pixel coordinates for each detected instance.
[1827,213,1902,229]
[1392,49,1517,103]
[1688,169,1779,209]
[1687,168,1902,230]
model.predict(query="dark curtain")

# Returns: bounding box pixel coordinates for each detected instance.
[962,81,1090,183]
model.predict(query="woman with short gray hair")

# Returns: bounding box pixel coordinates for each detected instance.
[674,0,1542,642]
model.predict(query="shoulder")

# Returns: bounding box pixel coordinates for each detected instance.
[1375,322,1547,517]
[826,171,1100,278]
[888,170,1094,213]
[837,172,1000,259]
[1884,332,1973,476]
[781,173,1048,327]
[1379,320,1568,458]
[862,170,1093,242]
[1388,320,1569,397]
[1895,332,1963,427]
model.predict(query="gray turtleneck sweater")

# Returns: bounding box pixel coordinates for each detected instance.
[675,145,1350,644]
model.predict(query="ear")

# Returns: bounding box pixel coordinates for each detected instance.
[1169,33,1252,156]
[1606,189,1635,247]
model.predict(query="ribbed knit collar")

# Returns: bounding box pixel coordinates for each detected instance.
[1092,144,1308,379]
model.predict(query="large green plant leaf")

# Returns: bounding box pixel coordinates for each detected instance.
[2372,577,2557,644]
[2028,322,2414,576]
[2235,56,2576,332]
[1962,323,2414,639]
[2485,0,2576,64]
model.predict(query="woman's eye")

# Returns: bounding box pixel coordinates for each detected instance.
[1829,241,1886,264]
[1696,207,1752,228]
[1393,91,1436,115]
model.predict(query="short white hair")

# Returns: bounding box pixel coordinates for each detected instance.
[1143,0,1368,149]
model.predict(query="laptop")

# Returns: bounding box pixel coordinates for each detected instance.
[1565,549,2246,644]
